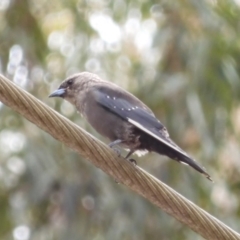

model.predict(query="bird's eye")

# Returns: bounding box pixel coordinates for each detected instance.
[67,79,73,85]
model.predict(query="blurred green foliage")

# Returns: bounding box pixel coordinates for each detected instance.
[0,0,240,239]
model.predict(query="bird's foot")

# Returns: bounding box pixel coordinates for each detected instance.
[108,139,123,148]
[128,158,137,166]
[114,179,120,184]
[111,147,121,157]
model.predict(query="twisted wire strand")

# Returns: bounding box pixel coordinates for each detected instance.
[0,74,239,240]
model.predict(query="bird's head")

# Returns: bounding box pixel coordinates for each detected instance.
[49,72,100,104]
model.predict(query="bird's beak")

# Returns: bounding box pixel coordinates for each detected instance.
[49,88,66,98]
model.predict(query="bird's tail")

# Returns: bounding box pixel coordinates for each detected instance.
[154,145,212,182]
[177,154,213,182]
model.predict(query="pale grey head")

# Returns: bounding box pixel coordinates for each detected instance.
[49,72,103,105]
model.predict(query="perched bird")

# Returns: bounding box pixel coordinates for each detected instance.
[49,72,212,181]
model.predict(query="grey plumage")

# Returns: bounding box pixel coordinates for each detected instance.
[49,72,212,181]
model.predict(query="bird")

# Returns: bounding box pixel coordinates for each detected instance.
[49,72,212,181]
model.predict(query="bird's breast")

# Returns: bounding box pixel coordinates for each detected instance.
[82,97,127,141]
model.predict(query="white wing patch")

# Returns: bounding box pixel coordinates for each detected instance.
[135,150,148,157]
[124,149,148,157]
[180,162,189,166]
[127,118,189,158]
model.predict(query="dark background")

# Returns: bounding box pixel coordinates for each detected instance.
[0,0,240,239]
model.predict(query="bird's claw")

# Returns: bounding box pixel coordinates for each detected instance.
[111,148,121,157]
[114,179,120,184]
[128,158,137,166]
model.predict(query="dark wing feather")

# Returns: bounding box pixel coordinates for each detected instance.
[91,86,212,181]
[92,87,189,157]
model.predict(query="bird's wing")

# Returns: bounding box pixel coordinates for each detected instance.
[93,87,189,158]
